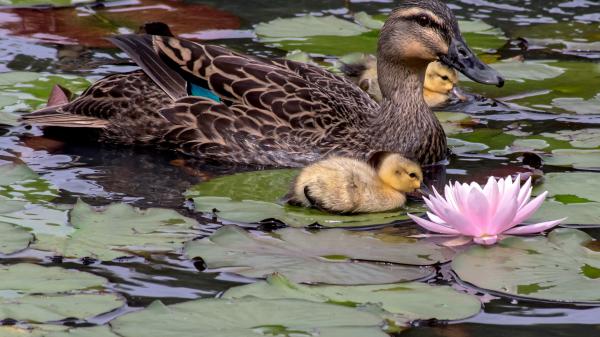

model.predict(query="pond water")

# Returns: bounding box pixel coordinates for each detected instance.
[0,0,600,336]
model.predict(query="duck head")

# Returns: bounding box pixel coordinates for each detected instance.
[378,0,504,87]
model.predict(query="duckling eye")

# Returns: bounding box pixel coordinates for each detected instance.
[409,172,417,179]
[415,15,432,27]
[441,75,449,81]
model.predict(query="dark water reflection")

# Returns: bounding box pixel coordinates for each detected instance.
[0,0,599,335]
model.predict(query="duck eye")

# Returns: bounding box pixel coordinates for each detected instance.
[441,75,449,81]
[409,172,417,178]
[415,15,431,27]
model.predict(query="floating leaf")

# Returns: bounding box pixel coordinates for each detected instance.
[223,274,480,326]
[0,221,32,254]
[255,14,506,56]
[186,169,422,228]
[0,264,123,322]
[185,225,451,285]
[33,200,198,260]
[112,298,387,337]
[0,1,240,47]
[0,325,118,337]
[544,149,600,170]
[453,229,600,302]
[0,163,58,203]
[542,129,600,149]
[0,71,90,116]
[531,172,600,226]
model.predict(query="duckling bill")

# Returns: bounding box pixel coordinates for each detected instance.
[286,153,423,214]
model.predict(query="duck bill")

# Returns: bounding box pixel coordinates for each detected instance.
[439,37,504,87]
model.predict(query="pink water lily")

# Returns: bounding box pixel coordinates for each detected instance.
[408,175,565,245]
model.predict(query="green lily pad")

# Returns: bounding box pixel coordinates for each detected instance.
[0,163,58,203]
[0,325,118,337]
[544,149,600,170]
[185,225,451,285]
[112,298,388,337]
[0,0,98,6]
[0,72,90,120]
[223,274,480,326]
[0,204,72,236]
[185,169,423,228]
[0,221,33,254]
[0,263,123,322]
[33,200,198,260]
[511,21,600,55]
[255,14,506,56]
[453,228,600,302]
[531,172,600,226]
[542,129,600,149]
[461,60,600,114]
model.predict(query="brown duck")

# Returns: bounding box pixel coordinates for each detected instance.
[23,0,503,167]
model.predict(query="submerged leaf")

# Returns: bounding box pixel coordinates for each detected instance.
[453,228,600,302]
[185,225,450,285]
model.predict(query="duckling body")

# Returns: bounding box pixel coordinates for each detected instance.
[23,0,503,167]
[342,55,459,107]
[287,153,422,214]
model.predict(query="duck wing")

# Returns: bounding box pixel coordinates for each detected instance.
[108,35,378,165]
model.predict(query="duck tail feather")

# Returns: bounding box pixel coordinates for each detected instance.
[106,34,188,101]
[21,108,110,129]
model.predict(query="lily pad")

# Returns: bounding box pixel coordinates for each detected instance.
[223,274,480,326]
[531,172,600,226]
[0,325,118,337]
[1,1,240,47]
[33,200,198,260]
[255,14,506,56]
[184,225,451,285]
[541,129,600,149]
[185,169,423,228]
[112,298,388,337]
[461,60,600,114]
[0,163,58,203]
[0,72,90,116]
[544,149,600,170]
[0,263,123,322]
[453,228,600,302]
[0,221,33,254]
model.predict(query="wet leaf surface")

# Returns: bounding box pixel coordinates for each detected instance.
[223,274,480,326]
[112,298,388,337]
[186,169,424,228]
[184,225,450,285]
[453,229,600,302]
[0,263,123,322]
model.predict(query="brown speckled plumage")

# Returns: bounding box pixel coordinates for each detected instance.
[22,0,497,168]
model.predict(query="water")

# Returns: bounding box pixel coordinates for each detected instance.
[0,0,600,335]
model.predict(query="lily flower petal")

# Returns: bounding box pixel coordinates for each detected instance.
[504,218,566,235]
[408,214,461,235]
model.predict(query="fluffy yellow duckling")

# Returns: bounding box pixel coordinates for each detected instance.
[341,55,461,107]
[286,152,423,214]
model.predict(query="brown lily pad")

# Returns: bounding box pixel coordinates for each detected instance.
[0,0,240,48]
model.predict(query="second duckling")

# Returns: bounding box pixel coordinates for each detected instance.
[286,152,423,214]
[340,54,461,107]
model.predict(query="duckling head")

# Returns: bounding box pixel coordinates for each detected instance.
[369,152,423,193]
[424,61,458,95]
[378,0,503,87]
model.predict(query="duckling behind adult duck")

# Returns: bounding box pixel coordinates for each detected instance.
[341,55,460,107]
[23,0,503,167]
[286,152,422,213]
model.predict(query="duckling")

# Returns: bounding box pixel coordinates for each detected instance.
[286,152,423,214]
[341,55,461,107]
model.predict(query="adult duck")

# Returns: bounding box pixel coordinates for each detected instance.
[23,0,503,167]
